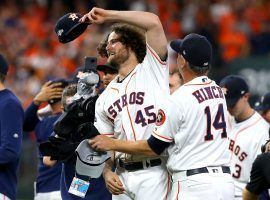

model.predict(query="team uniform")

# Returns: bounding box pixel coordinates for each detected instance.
[94,44,170,200]
[227,112,269,199]
[151,76,235,200]
[23,102,62,200]
[0,89,24,200]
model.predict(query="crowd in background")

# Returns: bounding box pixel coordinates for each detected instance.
[1,0,270,199]
[1,0,270,108]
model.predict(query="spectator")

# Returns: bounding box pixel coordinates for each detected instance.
[23,79,67,200]
[0,54,24,200]
[44,82,111,200]
[96,63,118,90]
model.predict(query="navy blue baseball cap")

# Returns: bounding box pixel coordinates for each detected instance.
[219,75,249,108]
[0,54,9,75]
[254,92,270,112]
[55,13,90,43]
[170,33,212,68]
[96,63,118,73]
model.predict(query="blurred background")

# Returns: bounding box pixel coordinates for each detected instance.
[0,0,270,199]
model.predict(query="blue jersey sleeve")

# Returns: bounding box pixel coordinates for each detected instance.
[23,102,40,132]
[0,100,24,164]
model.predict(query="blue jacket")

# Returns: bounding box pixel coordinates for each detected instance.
[24,102,62,193]
[0,89,24,200]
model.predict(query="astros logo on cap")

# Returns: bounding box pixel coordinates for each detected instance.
[69,13,79,21]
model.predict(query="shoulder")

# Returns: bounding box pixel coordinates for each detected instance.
[142,44,167,66]
[0,90,22,110]
[254,153,270,168]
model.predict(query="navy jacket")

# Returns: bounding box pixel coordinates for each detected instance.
[0,89,24,200]
[24,102,62,193]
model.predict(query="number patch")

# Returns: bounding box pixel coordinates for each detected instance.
[135,105,156,127]
[204,104,227,141]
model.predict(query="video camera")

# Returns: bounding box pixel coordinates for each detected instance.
[39,57,101,162]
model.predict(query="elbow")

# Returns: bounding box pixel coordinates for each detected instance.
[147,13,162,30]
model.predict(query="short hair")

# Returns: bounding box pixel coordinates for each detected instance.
[97,23,146,63]
[97,34,109,58]
[0,72,5,83]
[188,63,210,76]
[61,84,77,110]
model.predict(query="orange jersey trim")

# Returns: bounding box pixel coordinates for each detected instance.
[152,130,173,142]
[110,87,119,93]
[125,72,137,141]
[229,116,263,161]
[147,45,167,65]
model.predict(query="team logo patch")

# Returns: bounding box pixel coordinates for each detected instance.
[69,13,79,21]
[155,109,166,126]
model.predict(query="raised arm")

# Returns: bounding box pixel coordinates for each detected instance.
[81,7,167,60]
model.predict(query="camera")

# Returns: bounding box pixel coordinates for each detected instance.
[39,57,100,162]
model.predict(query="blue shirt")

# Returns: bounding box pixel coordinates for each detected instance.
[0,89,24,200]
[24,102,62,193]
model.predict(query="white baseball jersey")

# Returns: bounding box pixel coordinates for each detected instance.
[95,44,169,144]
[152,76,231,171]
[227,112,269,198]
[94,44,170,200]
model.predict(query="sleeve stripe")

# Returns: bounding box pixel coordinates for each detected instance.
[184,81,212,86]
[101,133,114,137]
[146,44,167,66]
[152,130,173,142]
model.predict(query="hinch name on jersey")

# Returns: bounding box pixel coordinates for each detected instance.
[108,92,145,119]
[192,86,224,103]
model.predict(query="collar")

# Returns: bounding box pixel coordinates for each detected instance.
[183,76,212,86]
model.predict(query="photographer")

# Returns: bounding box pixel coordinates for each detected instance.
[23,79,67,200]
[41,68,111,200]
[243,92,270,200]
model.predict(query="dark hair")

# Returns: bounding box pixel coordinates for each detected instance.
[188,63,210,76]
[97,23,146,63]
[0,73,5,83]
[97,34,109,58]
[61,84,77,110]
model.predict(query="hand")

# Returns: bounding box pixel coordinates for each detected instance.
[33,81,64,106]
[103,170,125,195]
[89,135,116,151]
[80,7,111,24]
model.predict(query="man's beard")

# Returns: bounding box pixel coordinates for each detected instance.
[108,48,129,69]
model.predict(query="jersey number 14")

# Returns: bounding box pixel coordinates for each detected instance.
[204,104,227,141]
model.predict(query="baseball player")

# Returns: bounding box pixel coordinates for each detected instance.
[169,68,183,94]
[219,75,269,200]
[90,33,235,199]
[254,92,270,124]
[0,54,24,200]
[81,7,170,200]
